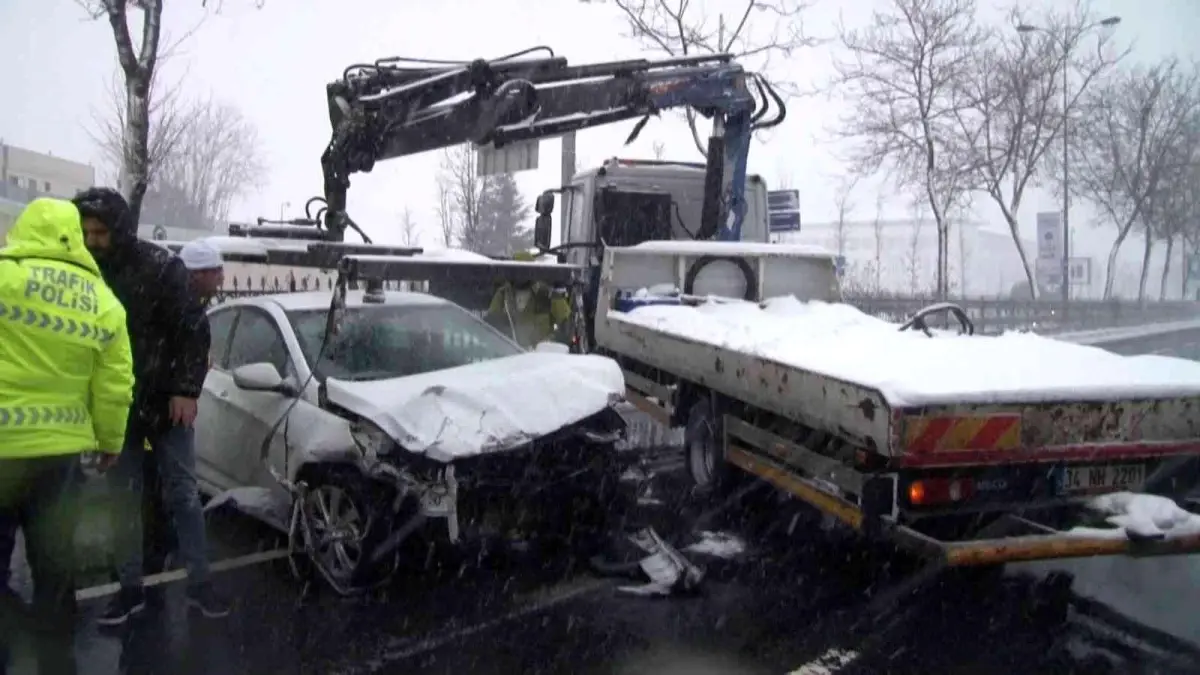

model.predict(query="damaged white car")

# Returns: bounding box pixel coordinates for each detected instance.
[194,288,628,594]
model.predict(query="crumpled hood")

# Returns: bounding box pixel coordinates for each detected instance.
[0,198,100,274]
[324,352,626,462]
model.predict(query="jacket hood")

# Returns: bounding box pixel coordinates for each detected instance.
[1,198,101,275]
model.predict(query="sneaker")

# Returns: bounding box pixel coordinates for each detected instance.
[185,583,230,618]
[96,588,146,626]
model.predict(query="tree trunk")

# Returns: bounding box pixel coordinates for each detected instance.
[1005,213,1039,300]
[1159,236,1175,301]
[1104,223,1135,299]
[1137,232,1154,304]
[122,72,152,226]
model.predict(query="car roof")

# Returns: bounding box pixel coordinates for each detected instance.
[215,290,453,313]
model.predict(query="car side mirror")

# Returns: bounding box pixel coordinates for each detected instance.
[534,191,555,216]
[534,214,552,250]
[232,362,292,394]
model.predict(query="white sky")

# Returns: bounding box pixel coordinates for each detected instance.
[2,0,1198,252]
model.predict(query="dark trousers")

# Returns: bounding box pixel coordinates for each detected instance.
[0,455,80,675]
[141,454,176,573]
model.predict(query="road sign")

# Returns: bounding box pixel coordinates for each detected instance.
[1036,257,1061,287]
[1067,257,1091,286]
[1037,256,1091,288]
[767,189,800,233]
[1036,212,1062,260]
[476,139,540,176]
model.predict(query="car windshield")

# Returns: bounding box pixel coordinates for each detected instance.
[288,303,523,381]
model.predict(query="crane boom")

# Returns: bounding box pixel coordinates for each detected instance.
[315,47,785,242]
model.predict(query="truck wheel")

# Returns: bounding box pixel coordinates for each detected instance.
[686,397,729,496]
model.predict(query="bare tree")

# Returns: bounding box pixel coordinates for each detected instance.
[435,181,457,247]
[871,192,885,293]
[905,200,927,295]
[437,145,490,251]
[78,0,262,224]
[157,97,265,227]
[1141,113,1200,300]
[89,64,189,190]
[651,140,667,160]
[834,0,983,300]
[77,1,167,224]
[1067,58,1200,299]
[951,2,1125,299]
[605,0,820,156]
[832,175,858,258]
[398,207,421,248]
[93,75,265,228]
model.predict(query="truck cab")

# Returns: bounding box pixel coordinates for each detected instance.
[543,158,771,268]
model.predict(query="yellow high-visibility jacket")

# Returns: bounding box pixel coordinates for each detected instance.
[0,198,134,457]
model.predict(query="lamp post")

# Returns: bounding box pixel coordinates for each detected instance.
[1017,16,1120,304]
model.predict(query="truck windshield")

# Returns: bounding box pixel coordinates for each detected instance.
[288,304,523,381]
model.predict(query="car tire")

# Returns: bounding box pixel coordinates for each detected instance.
[685,396,734,498]
[296,466,401,594]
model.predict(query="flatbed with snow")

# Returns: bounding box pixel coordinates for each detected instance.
[593,241,1200,566]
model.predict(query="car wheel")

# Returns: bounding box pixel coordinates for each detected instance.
[298,468,400,594]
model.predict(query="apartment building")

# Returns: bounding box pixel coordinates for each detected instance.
[0,143,97,239]
[1,143,96,200]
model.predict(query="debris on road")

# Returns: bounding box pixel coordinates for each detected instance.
[612,528,705,597]
[683,531,746,560]
[1069,492,1200,541]
[204,486,292,526]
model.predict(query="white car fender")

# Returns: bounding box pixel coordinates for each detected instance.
[282,406,361,484]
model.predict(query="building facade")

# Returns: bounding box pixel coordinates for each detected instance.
[1,143,95,201]
[1,143,99,239]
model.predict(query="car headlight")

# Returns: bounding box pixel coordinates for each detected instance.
[350,420,393,459]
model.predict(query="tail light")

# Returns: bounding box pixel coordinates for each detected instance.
[908,477,975,506]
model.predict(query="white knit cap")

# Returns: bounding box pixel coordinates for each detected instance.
[179,239,224,271]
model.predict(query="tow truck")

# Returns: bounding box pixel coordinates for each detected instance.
[185,46,1200,591]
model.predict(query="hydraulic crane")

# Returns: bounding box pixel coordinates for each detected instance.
[308,46,785,245]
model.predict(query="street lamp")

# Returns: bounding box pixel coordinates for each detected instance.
[1017,16,1120,304]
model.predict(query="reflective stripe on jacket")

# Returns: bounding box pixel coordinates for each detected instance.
[0,198,135,457]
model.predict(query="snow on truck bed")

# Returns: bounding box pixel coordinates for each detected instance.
[615,296,1200,407]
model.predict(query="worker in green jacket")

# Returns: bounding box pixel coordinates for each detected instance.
[485,250,572,348]
[0,198,134,675]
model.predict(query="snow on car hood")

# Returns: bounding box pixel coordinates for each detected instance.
[324,352,626,462]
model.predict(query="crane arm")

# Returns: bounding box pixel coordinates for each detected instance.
[315,48,785,242]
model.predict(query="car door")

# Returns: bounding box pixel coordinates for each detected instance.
[194,306,240,494]
[212,307,297,486]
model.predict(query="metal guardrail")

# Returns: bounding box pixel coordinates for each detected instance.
[207,275,1199,336]
[850,295,1200,335]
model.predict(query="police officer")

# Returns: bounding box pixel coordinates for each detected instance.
[485,250,572,348]
[0,198,134,675]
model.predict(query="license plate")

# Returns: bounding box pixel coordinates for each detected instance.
[1060,463,1145,493]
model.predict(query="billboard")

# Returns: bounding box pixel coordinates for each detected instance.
[1036,212,1062,260]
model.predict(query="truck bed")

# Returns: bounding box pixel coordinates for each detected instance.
[597,293,1200,463]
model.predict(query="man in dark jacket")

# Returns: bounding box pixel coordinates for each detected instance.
[71,187,229,624]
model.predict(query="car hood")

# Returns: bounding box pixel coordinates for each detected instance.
[324,352,626,462]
